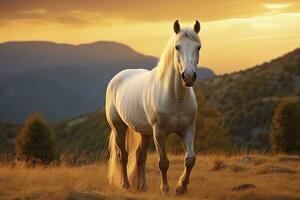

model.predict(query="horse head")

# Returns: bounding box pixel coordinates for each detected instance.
[173,20,201,87]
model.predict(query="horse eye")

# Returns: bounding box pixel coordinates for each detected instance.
[175,45,180,51]
[197,46,201,51]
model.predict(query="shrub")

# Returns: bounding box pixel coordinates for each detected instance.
[270,100,300,154]
[15,113,55,164]
[212,159,227,171]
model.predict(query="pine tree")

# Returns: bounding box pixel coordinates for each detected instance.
[15,113,55,164]
[270,100,300,154]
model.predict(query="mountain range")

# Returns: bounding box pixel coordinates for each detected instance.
[0,41,215,123]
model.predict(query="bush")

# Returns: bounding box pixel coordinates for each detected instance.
[15,113,56,164]
[270,100,300,154]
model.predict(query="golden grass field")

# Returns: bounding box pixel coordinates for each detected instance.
[0,153,299,200]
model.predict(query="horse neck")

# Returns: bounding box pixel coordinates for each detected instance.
[159,59,188,102]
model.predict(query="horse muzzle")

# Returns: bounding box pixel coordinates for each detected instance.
[181,71,197,87]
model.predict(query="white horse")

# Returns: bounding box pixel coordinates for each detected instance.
[105,20,201,195]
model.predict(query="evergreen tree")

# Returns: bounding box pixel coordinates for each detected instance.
[15,113,55,164]
[270,100,300,154]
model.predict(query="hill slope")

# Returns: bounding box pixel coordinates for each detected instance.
[196,48,300,148]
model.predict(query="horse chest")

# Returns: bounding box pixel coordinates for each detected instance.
[156,105,195,132]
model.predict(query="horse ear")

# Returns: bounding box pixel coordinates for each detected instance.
[194,20,201,34]
[173,20,180,34]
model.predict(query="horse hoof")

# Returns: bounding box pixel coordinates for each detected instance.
[160,184,169,194]
[176,184,187,195]
[122,182,130,190]
[137,184,147,192]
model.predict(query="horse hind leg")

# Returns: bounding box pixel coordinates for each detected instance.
[135,135,150,191]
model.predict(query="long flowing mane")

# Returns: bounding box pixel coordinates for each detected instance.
[156,28,200,78]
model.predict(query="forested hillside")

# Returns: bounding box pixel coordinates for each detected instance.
[196,48,300,148]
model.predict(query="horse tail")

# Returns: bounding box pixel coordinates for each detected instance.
[108,130,123,187]
[107,128,141,189]
[126,127,141,188]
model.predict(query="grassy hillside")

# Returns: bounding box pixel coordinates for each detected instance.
[196,48,300,148]
[54,109,110,156]
[0,154,299,200]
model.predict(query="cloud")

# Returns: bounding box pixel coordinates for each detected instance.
[0,8,91,25]
[231,34,300,42]
[0,0,299,26]
[264,3,293,10]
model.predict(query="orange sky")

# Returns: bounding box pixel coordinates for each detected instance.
[0,0,300,74]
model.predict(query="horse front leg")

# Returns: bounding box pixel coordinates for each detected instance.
[153,124,169,193]
[176,125,196,195]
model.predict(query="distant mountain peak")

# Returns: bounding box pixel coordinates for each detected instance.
[0,40,141,54]
[196,66,215,80]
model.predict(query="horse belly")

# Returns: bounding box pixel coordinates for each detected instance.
[115,79,153,134]
[120,104,152,134]
[127,117,152,134]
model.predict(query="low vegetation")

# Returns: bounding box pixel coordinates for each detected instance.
[0,121,20,153]
[0,153,299,200]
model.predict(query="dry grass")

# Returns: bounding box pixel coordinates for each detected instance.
[257,165,296,174]
[0,154,299,200]
[211,159,227,171]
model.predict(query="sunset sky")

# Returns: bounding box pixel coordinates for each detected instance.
[0,0,300,74]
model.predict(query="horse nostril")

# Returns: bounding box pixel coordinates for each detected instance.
[193,72,197,81]
[181,72,186,80]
